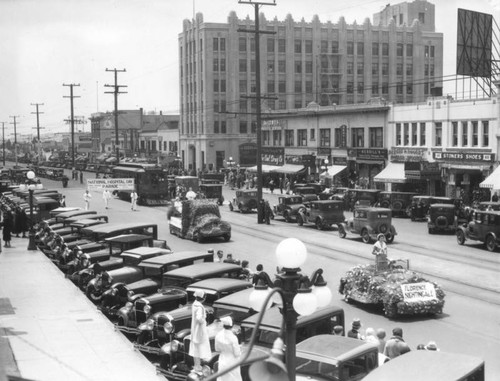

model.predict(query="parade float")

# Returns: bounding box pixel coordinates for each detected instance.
[339,260,445,318]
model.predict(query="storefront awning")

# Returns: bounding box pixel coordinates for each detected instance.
[480,166,500,189]
[270,164,306,174]
[373,163,406,183]
[319,165,346,178]
[246,165,280,173]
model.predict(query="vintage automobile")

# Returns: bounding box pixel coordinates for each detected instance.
[362,350,485,381]
[477,201,500,211]
[228,190,258,213]
[85,246,171,302]
[48,206,82,218]
[348,189,381,210]
[294,186,319,202]
[80,221,159,241]
[272,195,305,223]
[456,210,500,252]
[199,184,224,205]
[101,251,214,319]
[293,335,382,381]
[296,200,345,230]
[338,207,397,243]
[427,203,457,234]
[339,260,445,317]
[377,191,417,217]
[134,277,252,361]
[408,195,455,221]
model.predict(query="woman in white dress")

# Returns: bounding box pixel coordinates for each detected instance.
[214,316,242,381]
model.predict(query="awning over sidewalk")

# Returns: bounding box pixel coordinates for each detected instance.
[246,165,280,173]
[480,166,500,189]
[270,164,306,174]
[319,165,347,178]
[373,162,406,183]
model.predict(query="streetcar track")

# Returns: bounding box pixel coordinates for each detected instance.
[227,215,500,304]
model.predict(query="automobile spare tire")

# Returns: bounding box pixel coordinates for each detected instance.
[436,216,448,227]
[393,200,403,211]
[379,223,388,233]
[380,200,390,208]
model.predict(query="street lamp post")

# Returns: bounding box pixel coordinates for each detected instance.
[248,238,333,381]
[21,170,43,250]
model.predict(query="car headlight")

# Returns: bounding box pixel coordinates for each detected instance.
[143,304,151,314]
[163,321,174,335]
[127,290,134,298]
[170,340,180,352]
[125,302,133,309]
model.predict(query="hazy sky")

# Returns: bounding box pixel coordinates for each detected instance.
[0,0,498,137]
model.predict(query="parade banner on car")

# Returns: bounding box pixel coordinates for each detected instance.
[400,282,437,302]
[86,178,135,191]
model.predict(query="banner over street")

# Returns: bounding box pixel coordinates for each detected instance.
[86,178,135,191]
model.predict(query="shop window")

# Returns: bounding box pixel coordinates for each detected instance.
[320,128,331,147]
[351,128,364,148]
[412,123,417,145]
[472,121,478,147]
[369,127,383,148]
[298,129,307,146]
[434,122,442,147]
[273,130,282,146]
[452,122,458,146]
[482,121,489,146]
[403,123,409,145]
[462,121,468,146]
[420,122,426,146]
[263,131,270,146]
[285,130,294,146]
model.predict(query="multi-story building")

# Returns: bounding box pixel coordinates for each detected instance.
[178,0,443,171]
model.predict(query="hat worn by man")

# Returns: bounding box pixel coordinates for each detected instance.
[392,327,403,337]
[194,289,205,299]
[377,233,386,240]
[352,318,362,329]
[425,341,439,351]
[220,316,233,328]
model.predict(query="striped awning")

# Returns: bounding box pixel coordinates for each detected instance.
[373,163,406,183]
[480,166,500,189]
[319,165,347,178]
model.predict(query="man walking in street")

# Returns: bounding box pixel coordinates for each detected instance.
[130,190,138,211]
[83,189,92,211]
[102,189,111,209]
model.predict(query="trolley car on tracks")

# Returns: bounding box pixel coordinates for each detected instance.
[111,162,169,206]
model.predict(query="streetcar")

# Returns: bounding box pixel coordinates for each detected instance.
[111,162,169,206]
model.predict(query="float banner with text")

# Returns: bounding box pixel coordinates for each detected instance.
[87,178,135,191]
[400,282,436,302]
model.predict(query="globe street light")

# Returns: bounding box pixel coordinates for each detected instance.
[23,170,43,250]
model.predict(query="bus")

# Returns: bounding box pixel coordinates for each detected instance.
[111,162,169,206]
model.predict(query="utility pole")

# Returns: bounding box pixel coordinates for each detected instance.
[63,83,80,169]
[30,102,44,141]
[9,115,20,168]
[105,68,127,162]
[238,0,276,224]
[1,122,6,167]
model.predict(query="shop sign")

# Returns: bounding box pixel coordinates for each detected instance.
[401,283,437,302]
[389,147,426,162]
[421,162,440,174]
[339,125,347,148]
[261,147,284,165]
[317,147,331,156]
[332,156,347,165]
[348,148,387,160]
[239,143,257,166]
[262,119,287,131]
[433,152,494,162]
[285,154,315,166]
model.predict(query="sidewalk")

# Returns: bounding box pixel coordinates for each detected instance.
[0,236,165,381]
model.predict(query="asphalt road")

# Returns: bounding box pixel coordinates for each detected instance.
[23,167,500,379]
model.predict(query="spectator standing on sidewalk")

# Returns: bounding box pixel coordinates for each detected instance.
[83,190,92,211]
[2,210,13,248]
[79,170,84,184]
[384,327,411,359]
[130,190,138,211]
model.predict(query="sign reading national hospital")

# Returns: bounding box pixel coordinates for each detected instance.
[87,178,135,191]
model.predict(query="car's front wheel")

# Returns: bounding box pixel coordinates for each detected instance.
[283,211,291,223]
[485,235,497,252]
[456,230,465,245]
[361,229,371,244]
[315,218,324,230]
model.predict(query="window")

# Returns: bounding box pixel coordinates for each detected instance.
[396,83,403,94]
[396,123,402,145]
[435,122,442,146]
[220,38,225,51]
[372,63,378,75]
[239,59,247,72]
[221,121,226,134]
[213,58,219,72]
[295,61,302,73]
[403,123,409,145]
[240,121,247,134]
[298,129,307,146]
[294,99,302,108]
[305,81,313,93]
[267,81,275,93]
[278,39,286,53]
[382,43,389,56]
[397,43,403,56]
[382,63,388,75]
[251,60,255,73]
[406,44,413,56]
[294,40,302,53]
[214,120,219,134]
[396,63,403,75]
[295,81,302,93]
[278,60,286,73]
[482,121,489,146]
[430,64,434,76]
[239,37,247,52]
[372,42,379,55]
[419,12,425,24]
[351,128,364,147]
[321,40,328,53]
[406,83,412,95]
[472,121,478,146]
[357,62,364,75]
[452,122,458,146]
[213,80,219,92]
[239,100,247,113]
[347,62,354,75]
[305,40,313,53]
[220,80,226,93]
[420,122,426,146]
[320,129,330,147]
[239,80,247,93]
[285,130,294,146]
[430,46,435,57]
[267,60,275,73]
[357,81,364,94]
[273,130,282,146]
[347,82,354,94]
[267,38,274,53]
[462,121,468,146]
[382,83,389,94]
[278,80,286,93]
[372,82,379,95]
[305,61,313,73]
[310,129,315,141]
[213,38,218,51]
[331,41,339,53]
[406,64,412,76]
[357,42,364,55]
[250,38,255,52]
[347,42,354,55]
[263,130,270,146]
[220,59,226,72]
[369,127,383,147]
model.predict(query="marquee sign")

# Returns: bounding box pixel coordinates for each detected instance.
[87,178,135,191]
[433,152,494,162]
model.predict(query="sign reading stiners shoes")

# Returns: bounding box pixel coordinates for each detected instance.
[86,178,135,191]
[400,282,437,302]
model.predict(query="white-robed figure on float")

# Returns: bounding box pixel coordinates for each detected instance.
[189,289,212,371]
[214,316,242,381]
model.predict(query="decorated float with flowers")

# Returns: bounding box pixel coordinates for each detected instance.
[338,260,445,318]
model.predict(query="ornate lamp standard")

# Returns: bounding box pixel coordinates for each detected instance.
[19,170,43,250]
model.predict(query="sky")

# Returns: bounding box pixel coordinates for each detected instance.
[0,0,499,138]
